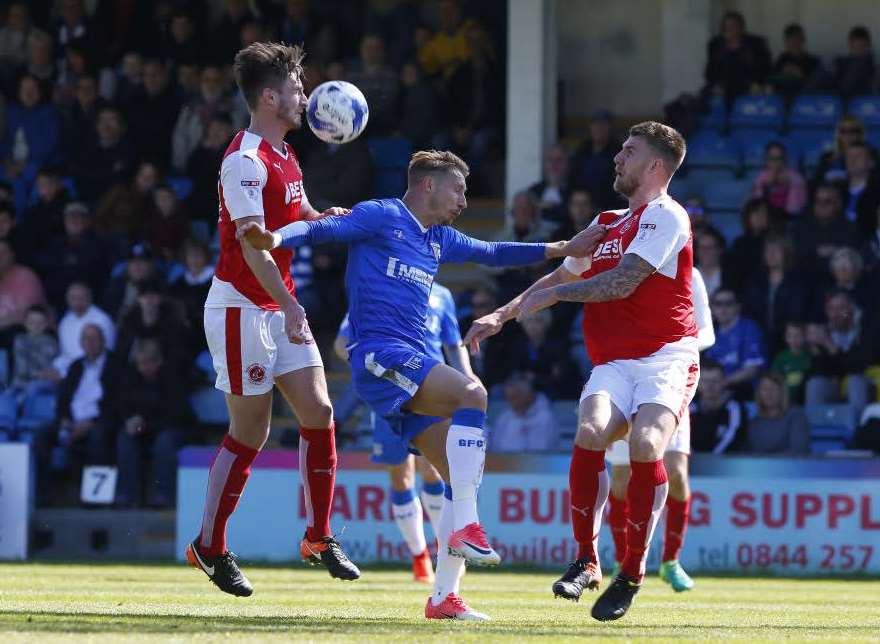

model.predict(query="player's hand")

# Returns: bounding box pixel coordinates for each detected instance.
[321,206,351,217]
[562,224,607,258]
[517,288,558,321]
[282,299,313,345]
[463,311,505,355]
[236,221,278,251]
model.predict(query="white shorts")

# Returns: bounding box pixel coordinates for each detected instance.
[580,338,700,423]
[204,307,323,396]
[605,409,691,465]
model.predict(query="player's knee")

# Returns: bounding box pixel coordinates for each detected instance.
[629,430,665,461]
[459,380,488,411]
[303,401,334,429]
[389,466,414,491]
[574,418,606,450]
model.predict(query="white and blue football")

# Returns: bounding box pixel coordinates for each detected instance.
[306,81,369,144]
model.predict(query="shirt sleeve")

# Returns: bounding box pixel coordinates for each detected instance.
[438,289,463,345]
[691,268,715,350]
[219,152,268,221]
[277,199,384,248]
[624,204,689,269]
[439,227,546,266]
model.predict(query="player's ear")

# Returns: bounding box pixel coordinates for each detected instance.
[423,175,434,193]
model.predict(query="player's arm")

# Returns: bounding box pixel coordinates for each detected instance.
[439,224,606,266]
[519,207,687,318]
[237,200,382,250]
[692,267,716,350]
[462,263,582,354]
[236,216,311,344]
[443,342,476,379]
[221,153,310,343]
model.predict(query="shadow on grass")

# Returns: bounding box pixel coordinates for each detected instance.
[1,610,878,637]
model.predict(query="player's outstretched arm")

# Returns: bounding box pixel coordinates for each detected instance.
[441,224,606,267]
[462,264,580,354]
[518,253,656,320]
[237,201,382,250]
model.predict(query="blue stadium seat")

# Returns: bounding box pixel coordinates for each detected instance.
[733,130,788,170]
[166,176,193,201]
[729,95,784,131]
[698,94,727,130]
[195,350,216,379]
[16,392,56,432]
[668,175,697,201]
[788,94,843,130]
[810,437,848,455]
[787,129,834,172]
[0,390,17,431]
[710,210,743,245]
[805,403,858,448]
[367,137,413,198]
[685,130,740,173]
[0,348,8,389]
[847,95,880,128]
[190,386,229,425]
[704,178,751,212]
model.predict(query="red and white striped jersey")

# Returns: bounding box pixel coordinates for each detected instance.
[206,130,304,310]
[563,194,697,365]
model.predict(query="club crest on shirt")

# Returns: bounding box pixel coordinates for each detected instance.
[393,228,405,240]
[430,242,441,261]
[246,363,267,385]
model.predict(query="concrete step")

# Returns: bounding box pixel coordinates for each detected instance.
[31,508,175,560]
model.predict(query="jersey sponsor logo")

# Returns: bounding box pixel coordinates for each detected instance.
[240,180,260,187]
[284,180,304,205]
[593,238,622,261]
[637,222,656,241]
[246,363,267,385]
[403,354,424,370]
[385,256,433,288]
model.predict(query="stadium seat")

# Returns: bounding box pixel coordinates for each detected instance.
[668,175,696,201]
[195,350,216,379]
[847,95,880,128]
[0,390,17,432]
[729,95,784,131]
[810,437,848,455]
[190,386,229,426]
[367,137,413,198]
[805,403,858,446]
[733,130,787,170]
[788,94,843,130]
[16,392,57,432]
[166,176,193,201]
[787,129,834,172]
[698,94,727,130]
[711,210,744,244]
[703,177,751,212]
[685,130,740,171]
[860,402,880,426]
[0,348,8,389]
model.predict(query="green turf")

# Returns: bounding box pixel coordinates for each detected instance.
[0,563,878,642]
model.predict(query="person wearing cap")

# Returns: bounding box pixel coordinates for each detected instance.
[568,109,623,211]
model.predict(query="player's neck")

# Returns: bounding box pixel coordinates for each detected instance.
[246,115,288,152]
[401,192,436,228]
[626,183,666,211]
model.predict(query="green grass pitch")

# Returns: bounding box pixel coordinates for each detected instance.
[0,563,878,642]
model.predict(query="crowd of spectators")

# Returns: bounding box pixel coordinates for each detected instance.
[0,0,507,508]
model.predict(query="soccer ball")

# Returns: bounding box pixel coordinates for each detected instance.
[306,81,369,144]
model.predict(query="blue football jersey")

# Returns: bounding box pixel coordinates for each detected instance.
[284,198,546,353]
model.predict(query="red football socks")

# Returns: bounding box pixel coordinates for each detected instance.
[662,495,690,563]
[621,459,668,581]
[569,446,609,562]
[607,492,628,564]
[199,434,259,557]
[300,424,337,542]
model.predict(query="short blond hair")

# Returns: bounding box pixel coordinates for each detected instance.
[407,150,470,185]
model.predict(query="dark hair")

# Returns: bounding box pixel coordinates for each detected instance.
[849,26,871,43]
[711,288,738,305]
[813,181,844,203]
[0,201,14,217]
[785,320,806,331]
[233,41,304,109]
[784,23,805,40]
[721,11,746,31]
[763,232,795,270]
[628,121,686,171]
[700,357,724,373]
[825,288,854,306]
[26,304,49,317]
[764,141,787,157]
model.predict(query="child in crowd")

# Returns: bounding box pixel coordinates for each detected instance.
[12,305,59,398]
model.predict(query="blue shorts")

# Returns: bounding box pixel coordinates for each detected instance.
[351,343,444,461]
